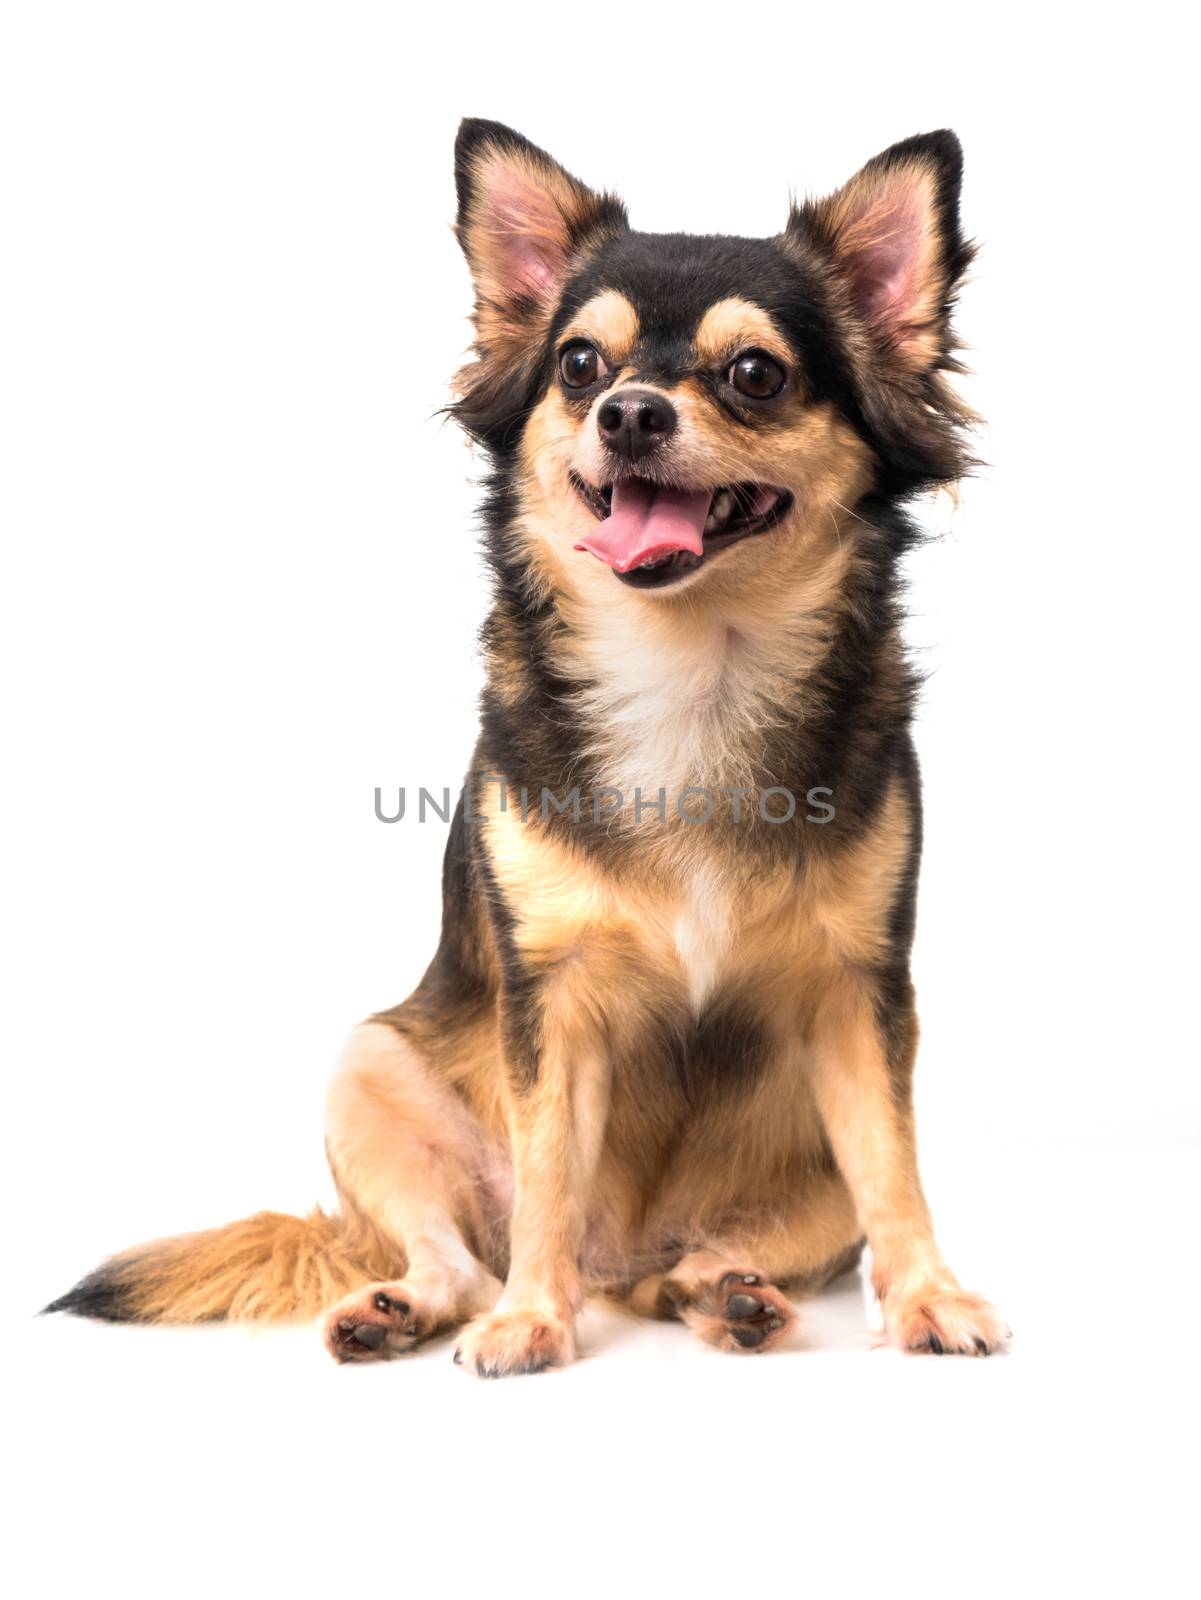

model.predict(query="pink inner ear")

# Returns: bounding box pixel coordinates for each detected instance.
[841,184,932,340]
[483,167,570,302]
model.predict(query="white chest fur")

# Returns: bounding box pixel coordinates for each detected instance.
[569,607,779,802]
[672,865,733,1014]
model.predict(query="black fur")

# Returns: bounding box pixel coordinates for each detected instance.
[43,1265,135,1322]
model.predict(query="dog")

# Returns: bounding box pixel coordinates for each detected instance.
[47,119,1008,1372]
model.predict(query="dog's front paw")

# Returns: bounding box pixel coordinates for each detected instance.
[886,1286,1010,1356]
[454,1307,574,1377]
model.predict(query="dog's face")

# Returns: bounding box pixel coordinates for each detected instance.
[453,121,971,604]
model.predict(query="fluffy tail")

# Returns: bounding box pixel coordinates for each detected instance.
[43,1208,400,1325]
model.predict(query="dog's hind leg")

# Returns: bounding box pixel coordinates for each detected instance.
[321,1021,503,1362]
[627,1169,863,1354]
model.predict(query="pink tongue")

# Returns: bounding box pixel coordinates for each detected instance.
[574,480,713,574]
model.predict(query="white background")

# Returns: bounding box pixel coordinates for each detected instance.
[3,4,1197,1596]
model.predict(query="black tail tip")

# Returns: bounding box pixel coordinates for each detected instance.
[41,1267,135,1323]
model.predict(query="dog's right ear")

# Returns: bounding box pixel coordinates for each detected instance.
[452,120,626,447]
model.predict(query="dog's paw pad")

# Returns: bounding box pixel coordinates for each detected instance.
[323,1282,426,1363]
[686,1269,796,1354]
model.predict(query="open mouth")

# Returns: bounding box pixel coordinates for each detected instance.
[571,475,793,590]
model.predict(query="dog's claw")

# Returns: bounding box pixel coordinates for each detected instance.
[373,1291,409,1315]
[718,1270,761,1293]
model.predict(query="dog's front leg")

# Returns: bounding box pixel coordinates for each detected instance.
[810,974,1009,1355]
[455,978,610,1377]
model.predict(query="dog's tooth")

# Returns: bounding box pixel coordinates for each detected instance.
[712,490,735,524]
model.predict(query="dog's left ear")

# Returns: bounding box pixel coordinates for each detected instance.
[452,120,626,444]
[790,132,971,373]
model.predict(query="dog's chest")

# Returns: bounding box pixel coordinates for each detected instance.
[574,615,774,801]
[672,866,734,1013]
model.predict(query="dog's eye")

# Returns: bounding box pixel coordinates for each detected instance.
[729,351,786,399]
[559,343,607,389]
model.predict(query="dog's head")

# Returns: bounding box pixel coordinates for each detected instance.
[452,120,973,601]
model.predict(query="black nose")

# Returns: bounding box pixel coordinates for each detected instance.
[596,388,677,461]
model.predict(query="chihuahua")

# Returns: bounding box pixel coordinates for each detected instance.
[48,120,1007,1373]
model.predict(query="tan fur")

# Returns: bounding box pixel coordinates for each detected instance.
[692,297,792,365]
[470,780,910,1266]
[806,971,1006,1354]
[111,1209,399,1324]
[325,1023,503,1269]
[560,288,640,365]
[321,1023,506,1354]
